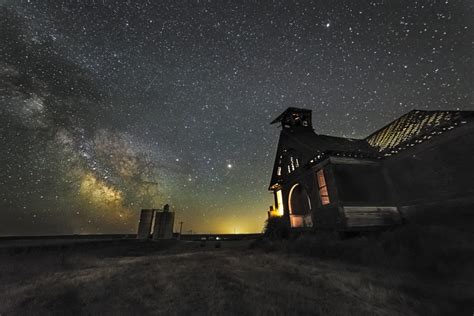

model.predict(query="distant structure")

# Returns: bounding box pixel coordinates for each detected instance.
[152,204,175,240]
[268,107,474,231]
[136,205,175,240]
[137,209,155,239]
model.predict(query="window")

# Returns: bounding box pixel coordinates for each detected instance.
[276,190,284,216]
[316,169,330,205]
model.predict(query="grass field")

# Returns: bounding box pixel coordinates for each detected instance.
[0,233,472,315]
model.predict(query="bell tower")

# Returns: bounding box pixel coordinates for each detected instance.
[271,107,313,130]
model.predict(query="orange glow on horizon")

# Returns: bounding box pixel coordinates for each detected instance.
[179,212,264,235]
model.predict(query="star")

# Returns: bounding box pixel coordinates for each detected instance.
[0,0,470,235]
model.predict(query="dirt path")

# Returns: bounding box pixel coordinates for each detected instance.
[0,241,447,315]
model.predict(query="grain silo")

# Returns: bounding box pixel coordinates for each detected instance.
[152,204,175,240]
[137,209,155,239]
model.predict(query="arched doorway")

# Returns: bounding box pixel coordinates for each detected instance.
[288,183,312,228]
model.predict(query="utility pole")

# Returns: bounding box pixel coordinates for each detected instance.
[178,221,184,240]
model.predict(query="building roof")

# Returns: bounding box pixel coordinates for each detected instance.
[366,110,474,156]
[283,129,378,159]
[270,107,312,125]
[268,128,379,189]
[269,108,474,189]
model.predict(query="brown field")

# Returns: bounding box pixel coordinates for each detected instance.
[0,229,473,315]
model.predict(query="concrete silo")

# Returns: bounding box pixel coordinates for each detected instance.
[137,209,155,239]
[152,204,175,240]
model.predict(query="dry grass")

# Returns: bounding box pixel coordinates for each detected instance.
[1,237,471,315]
[255,222,474,315]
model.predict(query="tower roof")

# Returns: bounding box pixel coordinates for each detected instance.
[271,107,312,129]
[268,107,474,190]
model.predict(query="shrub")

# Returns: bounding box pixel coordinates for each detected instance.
[263,216,289,240]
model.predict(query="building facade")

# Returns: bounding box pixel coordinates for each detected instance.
[268,107,474,231]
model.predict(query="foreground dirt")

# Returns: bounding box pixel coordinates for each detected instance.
[0,240,464,315]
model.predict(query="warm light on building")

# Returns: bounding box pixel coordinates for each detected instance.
[316,169,330,205]
[268,189,285,218]
[275,189,284,216]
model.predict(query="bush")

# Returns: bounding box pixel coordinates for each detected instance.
[263,216,289,240]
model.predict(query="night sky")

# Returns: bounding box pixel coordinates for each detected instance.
[1,0,472,235]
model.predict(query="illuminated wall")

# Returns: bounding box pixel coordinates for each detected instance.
[276,189,284,216]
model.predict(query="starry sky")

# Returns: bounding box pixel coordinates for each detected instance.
[1,0,472,235]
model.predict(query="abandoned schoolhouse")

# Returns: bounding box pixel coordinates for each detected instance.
[268,107,474,231]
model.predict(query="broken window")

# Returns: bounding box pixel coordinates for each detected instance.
[316,169,330,205]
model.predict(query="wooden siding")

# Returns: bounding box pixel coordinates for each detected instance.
[332,161,391,205]
[343,206,401,228]
[383,123,474,207]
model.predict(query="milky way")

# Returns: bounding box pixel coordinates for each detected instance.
[1,0,472,235]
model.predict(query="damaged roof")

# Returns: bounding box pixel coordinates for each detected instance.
[268,128,379,189]
[269,108,474,189]
[366,109,474,156]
